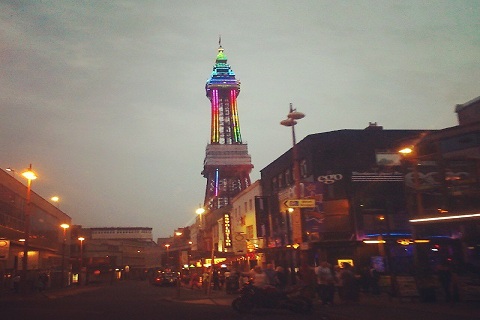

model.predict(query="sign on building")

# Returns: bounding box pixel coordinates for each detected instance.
[224,213,232,248]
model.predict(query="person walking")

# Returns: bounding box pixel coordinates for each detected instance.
[297,262,317,299]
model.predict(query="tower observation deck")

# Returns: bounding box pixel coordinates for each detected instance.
[202,42,253,210]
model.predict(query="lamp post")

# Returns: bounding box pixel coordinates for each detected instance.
[20,164,37,294]
[164,244,170,267]
[195,206,205,251]
[78,237,85,285]
[60,223,70,287]
[398,147,424,216]
[196,206,205,229]
[281,103,305,244]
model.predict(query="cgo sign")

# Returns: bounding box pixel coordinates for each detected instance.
[317,173,343,185]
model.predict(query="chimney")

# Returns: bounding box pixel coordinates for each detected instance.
[364,122,383,130]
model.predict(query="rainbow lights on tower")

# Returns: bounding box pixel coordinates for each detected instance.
[205,42,242,145]
[201,40,253,210]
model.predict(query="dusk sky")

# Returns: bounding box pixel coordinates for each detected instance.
[1,1,479,240]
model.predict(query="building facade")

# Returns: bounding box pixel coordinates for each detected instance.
[404,96,480,271]
[260,124,427,274]
[0,168,72,291]
[70,226,158,282]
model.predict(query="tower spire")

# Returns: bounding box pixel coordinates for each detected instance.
[202,43,253,210]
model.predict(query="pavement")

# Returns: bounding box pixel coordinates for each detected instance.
[170,285,480,319]
[0,284,104,301]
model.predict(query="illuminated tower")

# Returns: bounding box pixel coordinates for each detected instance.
[202,41,253,210]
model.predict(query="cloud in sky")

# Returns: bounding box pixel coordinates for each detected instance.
[1,1,479,240]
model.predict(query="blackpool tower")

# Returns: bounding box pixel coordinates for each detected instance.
[202,41,253,210]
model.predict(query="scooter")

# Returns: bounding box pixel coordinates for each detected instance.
[231,282,312,314]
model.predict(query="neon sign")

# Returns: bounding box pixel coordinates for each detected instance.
[224,213,232,248]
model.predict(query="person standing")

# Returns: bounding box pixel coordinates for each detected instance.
[275,266,288,290]
[316,261,335,305]
[340,262,359,303]
[370,265,380,295]
[297,262,317,299]
[264,263,278,286]
[437,260,453,302]
[251,265,270,289]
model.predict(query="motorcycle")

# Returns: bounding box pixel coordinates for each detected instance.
[231,282,312,314]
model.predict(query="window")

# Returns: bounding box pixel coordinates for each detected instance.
[278,174,284,188]
[246,225,254,239]
[300,160,308,178]
[249,199,253,211]
[285,169,291,185]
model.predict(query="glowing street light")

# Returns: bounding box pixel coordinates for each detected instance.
[51,196,60,208]
[196,206,205,229]
[398,146,424,216]
[20,164,37,294]
[60,223,70,287]
[78,237,85,285]
[164,244,171,266]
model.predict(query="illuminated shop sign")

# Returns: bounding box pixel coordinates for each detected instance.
[317,174,343,184]
[224,213,232,248]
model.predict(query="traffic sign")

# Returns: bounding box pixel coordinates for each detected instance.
[284,199,316,208]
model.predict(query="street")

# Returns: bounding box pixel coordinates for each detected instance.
[1,280,479,320]
[0,280,324,320]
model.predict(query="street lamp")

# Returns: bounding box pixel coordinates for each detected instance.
[398,147,424,216]
[281,103,305,244]
[51,196,60,208]
[196,206,205,229]
[164,244,170,266]
[5,167,16,176]
[60,223,70,287]
[78,237,85,285]
[20,164,37,294]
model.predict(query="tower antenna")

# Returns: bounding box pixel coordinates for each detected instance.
[218,35,222,47]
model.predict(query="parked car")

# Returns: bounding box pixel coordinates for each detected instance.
[151,270,179,287]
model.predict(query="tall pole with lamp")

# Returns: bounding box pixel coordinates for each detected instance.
[78,237,85,285]
[60,223,70,287]
[281,103,305,283]
[399,146,426,273]
[20,164,37,294]
[164,244,170,267]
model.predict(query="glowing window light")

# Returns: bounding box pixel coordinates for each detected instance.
[410,213,480,223]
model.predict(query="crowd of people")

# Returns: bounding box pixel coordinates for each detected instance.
[182,261,367,306]
[181,258,467,307]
